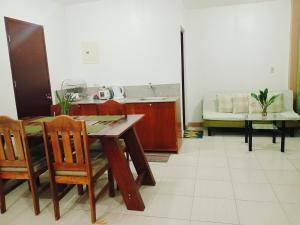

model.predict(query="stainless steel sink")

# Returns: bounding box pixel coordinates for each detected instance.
[139,97,169,101]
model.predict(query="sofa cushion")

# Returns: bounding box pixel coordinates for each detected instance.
[233,94,249,113]
[268,93,283,113]
[278,111,300,120]
[203,112,247,121]
[249,94,262,114]
[217,94,233,113]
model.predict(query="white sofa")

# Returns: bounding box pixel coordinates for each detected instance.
[202,90,300,135]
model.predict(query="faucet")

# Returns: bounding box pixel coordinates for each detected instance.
[148,82,156,96]
[148,82,153,89]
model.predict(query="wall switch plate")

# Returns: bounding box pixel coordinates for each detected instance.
[81,41,99,64]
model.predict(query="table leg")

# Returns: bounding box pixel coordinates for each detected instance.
[249,121,253,152]
[123,127,156,186]
[245,121,248,143]
[281,121,286,153]
[101,136,145,211]
[272,121,276,144]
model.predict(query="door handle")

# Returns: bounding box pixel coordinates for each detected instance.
[46,94,52,100]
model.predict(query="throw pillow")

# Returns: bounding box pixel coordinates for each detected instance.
[268,93,283,113]
[249,94,262,114]
[217,94,233,113]
[233,94,249,113]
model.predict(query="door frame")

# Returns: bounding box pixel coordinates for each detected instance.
[180,29,186,130]
[4,17,52,118]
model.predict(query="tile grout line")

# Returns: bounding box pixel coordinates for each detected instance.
[188,141,202,225]
[254,148,294,225]
[224,140,241,225]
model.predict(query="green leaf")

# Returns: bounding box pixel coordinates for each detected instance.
[251,93,263,108]
[266,94,279,107]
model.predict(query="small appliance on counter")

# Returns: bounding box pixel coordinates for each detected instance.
[111,86,125,99]
[60,79,87,102]
[97,87,112,100]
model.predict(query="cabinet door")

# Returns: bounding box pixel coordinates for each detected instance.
[151,103,177,150]
[126,103,155,150]
[79,104,98,115]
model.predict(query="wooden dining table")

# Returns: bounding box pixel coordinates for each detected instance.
[25,114,156,211]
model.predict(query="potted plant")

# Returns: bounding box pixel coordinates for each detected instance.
[55,91,74,115]
[251,88,279,117]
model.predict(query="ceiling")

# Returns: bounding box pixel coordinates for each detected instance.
[54,0,99,4]
[183,0,275,9]
[54,0,275,8]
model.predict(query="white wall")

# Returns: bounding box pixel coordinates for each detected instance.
[0,0,70,117]
[65,0,184,86]
[185,0,291,122]
[0,0,292,124]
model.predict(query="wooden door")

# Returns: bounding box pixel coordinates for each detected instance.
[5,17,52,118]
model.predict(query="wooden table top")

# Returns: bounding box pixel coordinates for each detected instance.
[95,114,144,137]
[25,114,144,137]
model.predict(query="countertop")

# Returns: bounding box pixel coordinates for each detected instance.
[72,97,179,104]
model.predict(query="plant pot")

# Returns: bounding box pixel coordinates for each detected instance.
[262,108,267,117]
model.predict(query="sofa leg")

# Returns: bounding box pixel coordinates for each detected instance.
[208,128,212,136]
[290,128,295,137]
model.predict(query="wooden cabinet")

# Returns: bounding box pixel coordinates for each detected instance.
[126,102,182,153]
[78,104,98,115]
[51,101,182,153]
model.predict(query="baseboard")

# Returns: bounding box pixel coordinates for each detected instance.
[187,121,204,128]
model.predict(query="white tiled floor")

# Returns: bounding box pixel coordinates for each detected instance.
[2,134,300,225]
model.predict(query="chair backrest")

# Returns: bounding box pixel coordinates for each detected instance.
[42,115,92,177]
[98,100,126,115]
[0,116,30,171]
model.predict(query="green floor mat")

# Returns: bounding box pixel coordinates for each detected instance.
[184,130,203,139]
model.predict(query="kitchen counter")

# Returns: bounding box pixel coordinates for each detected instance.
[72,97,178,104]
[52,96,182,152]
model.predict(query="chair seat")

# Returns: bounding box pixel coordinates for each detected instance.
[0,156,47,173]
[55,152,108,177]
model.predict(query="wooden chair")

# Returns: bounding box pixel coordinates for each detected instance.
[0,116,47,215]
[97,99,126,115]
[42,115,115,223]
[97,100,129,161]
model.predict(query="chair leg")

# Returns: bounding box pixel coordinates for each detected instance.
[0,179,6,214]
[49,181,60,220]
[126,151,130,162]
[28,177,40,215]
[36,177,41,186]
[27,180,31,192]
[77,185,84,196]
[108,169,115,197]
[88,183,96,224]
